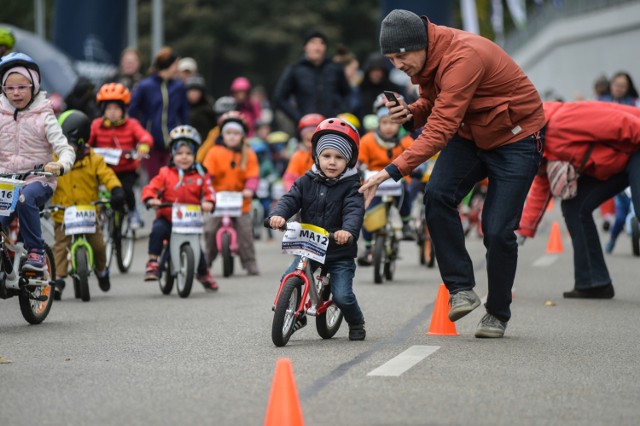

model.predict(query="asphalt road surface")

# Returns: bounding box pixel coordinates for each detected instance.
[1,207,639,425]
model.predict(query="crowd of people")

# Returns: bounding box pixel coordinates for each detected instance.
[0,8,639,341]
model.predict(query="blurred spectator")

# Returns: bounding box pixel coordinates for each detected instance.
[64,76,101,120]
[110,47,144,92]
[230,76,261,135]
[593,75,610,99]
[129,47,189,178]
[0,27,15,56]
[185,74,216,141]
[358,53,405,116]
[334,45,363,117]
[251,84,273,125]
[178,57,198,82]
[597,71,639,106]
[273,29,350,123]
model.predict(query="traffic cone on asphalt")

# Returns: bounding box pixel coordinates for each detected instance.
[546,198,554,212]
[264,358,304,426]
[546,221,564,254]
[427,284,459,336]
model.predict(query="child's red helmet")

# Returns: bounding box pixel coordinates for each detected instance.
[311,117,360,169]
[297,113,325,132]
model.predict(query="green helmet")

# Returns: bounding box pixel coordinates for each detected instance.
[0,27,15,49]
[58,110,91,151]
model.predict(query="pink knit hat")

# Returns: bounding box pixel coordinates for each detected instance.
[2,66,40,94]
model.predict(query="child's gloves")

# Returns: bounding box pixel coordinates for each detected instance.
[110,186,126,210]
[44,162,63,176]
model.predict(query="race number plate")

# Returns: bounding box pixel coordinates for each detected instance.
[92,148,123,166]
[64,205,97,235]
[364,170,403,197]
[282,222,329,264]
[0,178,24,216]
[213,191,243,217]
[172,204,204,234]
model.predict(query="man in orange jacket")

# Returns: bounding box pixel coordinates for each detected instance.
[360,9,545,338]
[518,101,640,299]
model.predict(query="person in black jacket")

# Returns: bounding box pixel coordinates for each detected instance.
[268,117,366,341]
[273,30,351,124]
[185,75,216,141]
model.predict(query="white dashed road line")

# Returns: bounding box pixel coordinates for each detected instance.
[532,255,559,267]
[367,345,440,377]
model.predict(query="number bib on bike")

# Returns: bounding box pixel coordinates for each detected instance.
[0,178,25,216]
[282,222,329,264]
[213,191,243,217]
[171,204,204,234]
[64,205,97,235]
[92,148,123,166]
[364,170,403,197]
[256,179,270,199]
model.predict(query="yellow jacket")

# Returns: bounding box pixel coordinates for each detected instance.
[51,149,122,223]
[196,126,220,164]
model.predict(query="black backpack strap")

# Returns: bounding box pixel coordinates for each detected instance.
[577,143,595,173]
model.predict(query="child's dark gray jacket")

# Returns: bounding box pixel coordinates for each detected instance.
[270,168,364,262]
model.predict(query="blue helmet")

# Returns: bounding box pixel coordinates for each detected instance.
[0,52,40,84]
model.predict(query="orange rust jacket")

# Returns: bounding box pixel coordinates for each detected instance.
[390,19,545,178]
[358,131,413,172]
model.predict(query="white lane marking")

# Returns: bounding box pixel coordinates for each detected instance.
[367,345,440,377]
[533,255,558,267]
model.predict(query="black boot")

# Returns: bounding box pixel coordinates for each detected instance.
[348,322,366,341]
[563,284,614,299]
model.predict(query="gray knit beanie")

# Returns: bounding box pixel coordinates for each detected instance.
[380,9,428,54]
[316,134,352,163]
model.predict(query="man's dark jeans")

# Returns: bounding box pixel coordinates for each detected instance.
[424,132,544,322]
[561,150,640,290]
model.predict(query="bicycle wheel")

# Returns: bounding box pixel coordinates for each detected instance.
[100,210,114,269]
[272,277,302,347]
[316,303,343,339]
[373,234,385,284]
[176,244,195,298]
[222,232,234,277]
[158,247,174,295]
[632,216,639,257]
[19,244,56,324]
[384,235,397,281]
[76,247,91,302]
[252,202,263,240]
[116,215,135,273]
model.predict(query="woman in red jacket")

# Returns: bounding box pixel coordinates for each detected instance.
[142,125,218,291]
[518,101,640,299]
[89,83,153,228]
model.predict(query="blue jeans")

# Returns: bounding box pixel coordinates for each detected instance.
[0,182,53,251]
[610,192,631,242]
[149,217,208,275]
[283,257,364,326]
[424,132,544,322]
[561,150,640,290]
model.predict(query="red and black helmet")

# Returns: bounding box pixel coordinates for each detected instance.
[311,117,360,169]
[218,110,249,134]
[297,113,325,132]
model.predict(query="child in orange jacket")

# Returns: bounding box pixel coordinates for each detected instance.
[202,112,260,275]
[142,125,218,291]
[283,113,325,190]
[357,104,414,265]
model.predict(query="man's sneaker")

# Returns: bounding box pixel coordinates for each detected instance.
[129,209,144,229]
[197,271,219,292]
[563,284,614,299]
[97,268,110,292]
[448,289,481,321]
[475,313,507,338]
[144,260,160,281]
[348,322,366,341]
[293,315,307,333]
[402,222,416,241]
[357,247,373,266]
[22,248,46,273]
[53,279,66,301]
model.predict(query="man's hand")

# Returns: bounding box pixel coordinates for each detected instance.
[269,216,286,230]
[359,169,390,208]
[201,201,214,213]
[386,97,413,125]
[44,162,63,176]
[333,230,352,245]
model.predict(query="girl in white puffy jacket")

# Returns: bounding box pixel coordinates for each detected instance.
[0,52,75,273]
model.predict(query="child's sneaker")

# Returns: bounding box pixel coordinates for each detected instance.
[357,247,372,266]
[197,271,219,292]
[53,279,66,301]
[97,268,110,292]
[22,248,46,273]
[144,260,160,281]
[293,315,307,333]
[348,322,366,341]
[129,209,144,229]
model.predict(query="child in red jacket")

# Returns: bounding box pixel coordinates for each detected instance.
[141,125,218,291]
[89,83,153,228]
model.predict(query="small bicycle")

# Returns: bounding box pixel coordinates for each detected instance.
[213,191,243,277]
[266,220,347,347]
[97,189,136,273]
[151,202,205,298]
[0,169,56,324]
[416,201,436,268]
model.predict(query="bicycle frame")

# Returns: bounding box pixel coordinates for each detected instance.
[215,216,239,253]
[168,234,201,275]
[0,232,50,291]
[69,235,94,273]
[273,255,332,318]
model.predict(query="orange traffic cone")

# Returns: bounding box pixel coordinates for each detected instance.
[546,221,564,254]
[546,198,554,212]
[427,284,459,336]
[264,358,304,426]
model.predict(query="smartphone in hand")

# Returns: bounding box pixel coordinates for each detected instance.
[383,91,407,119]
